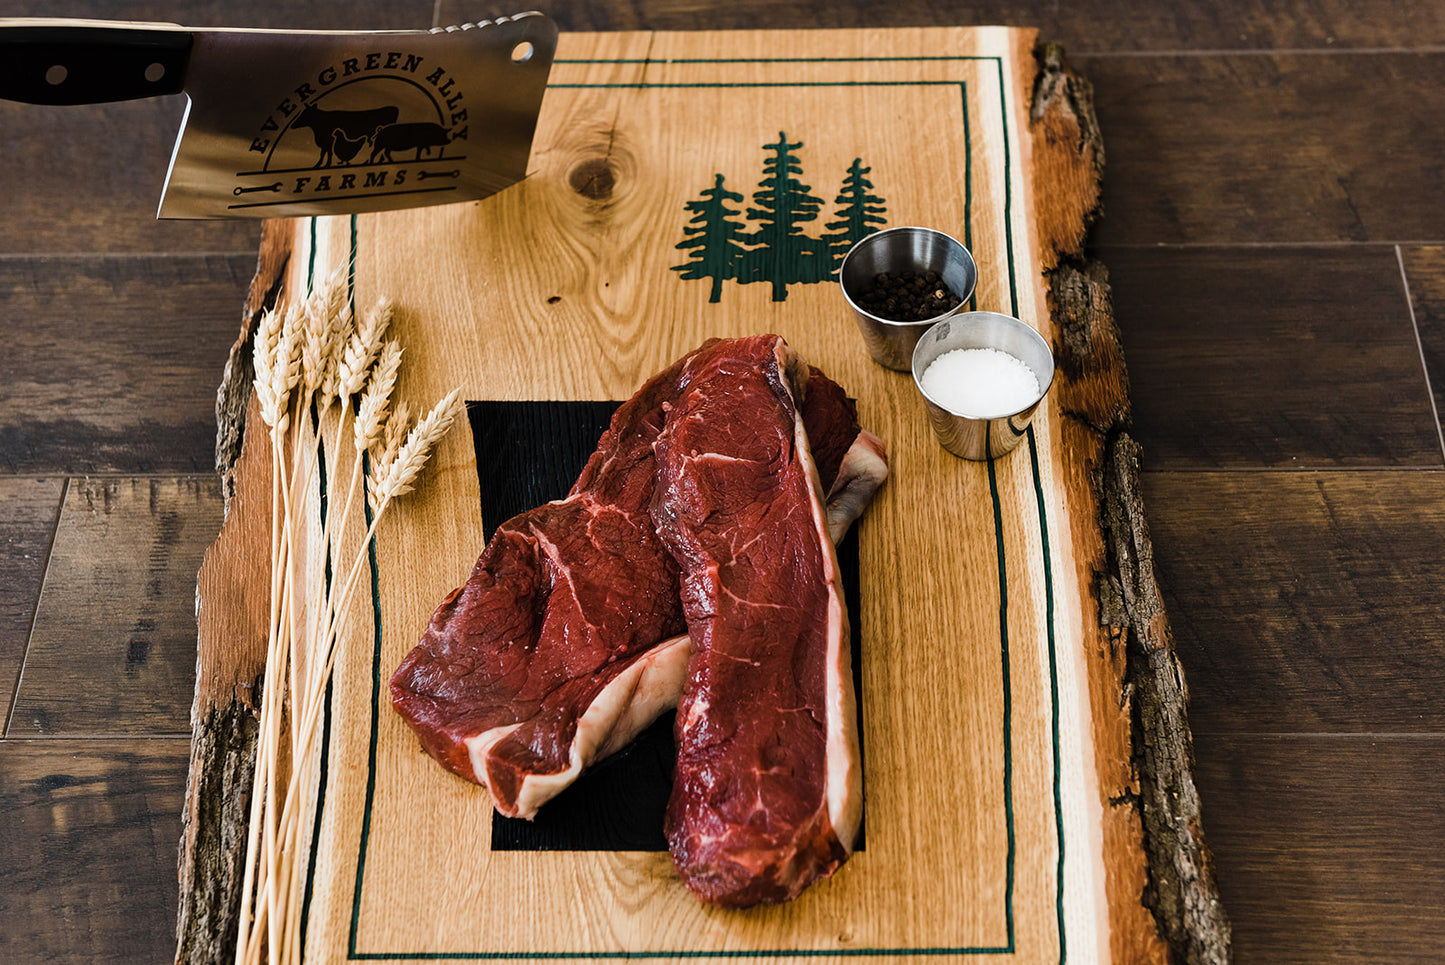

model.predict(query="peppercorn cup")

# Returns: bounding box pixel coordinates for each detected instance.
[839,226,978,370]
[911,312,1055,460]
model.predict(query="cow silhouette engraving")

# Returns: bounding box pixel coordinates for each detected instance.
[294,104,400,167]
[369,123,453,163]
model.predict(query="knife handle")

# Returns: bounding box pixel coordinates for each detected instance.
[0,22,192,105]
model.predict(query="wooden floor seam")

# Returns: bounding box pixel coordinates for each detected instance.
[3,476,67,740]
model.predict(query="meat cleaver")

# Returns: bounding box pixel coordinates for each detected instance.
[0,14,557,218]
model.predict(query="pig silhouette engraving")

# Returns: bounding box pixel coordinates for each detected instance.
[369,123,453,163]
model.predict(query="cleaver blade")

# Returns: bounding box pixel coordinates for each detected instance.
[0,15,558,219]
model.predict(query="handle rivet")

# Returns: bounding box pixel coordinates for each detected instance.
[44,64,67,86]
[145,62,166,83]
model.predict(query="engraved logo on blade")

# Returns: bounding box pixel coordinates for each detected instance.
[231,51,469,210]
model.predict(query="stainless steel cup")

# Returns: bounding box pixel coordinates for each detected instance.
[839,226,978,370]
[911,312,1055,460]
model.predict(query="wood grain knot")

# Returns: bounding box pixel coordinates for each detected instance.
[568,158,617,200]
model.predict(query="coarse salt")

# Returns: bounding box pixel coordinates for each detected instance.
[920,347,1040,417]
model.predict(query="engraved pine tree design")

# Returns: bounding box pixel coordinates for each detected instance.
[823,158,887,268]
[740,132,831,302]
[672,134,887,302]
[671,174,749,303]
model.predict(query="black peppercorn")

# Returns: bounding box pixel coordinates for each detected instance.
[855,269,963,322]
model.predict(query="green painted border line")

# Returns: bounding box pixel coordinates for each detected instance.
[555,56,1006,64]
[994,57,1019,318]
[349,204,387,957]
[987,447,1018,954]
[299,678,334,950]
[298,404,335,949]
[300,214,359,955]
[348,445,384,956]
[348,948,1012,960]
[1026,426,1067,965]
[324,55,1063,962]
[962,85,976,312]
[548,58,1015,314]
[549,80,965,88]
[299,216,327,951]
[345,438,1047,965]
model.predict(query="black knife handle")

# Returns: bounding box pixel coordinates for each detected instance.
[0,24,192,105]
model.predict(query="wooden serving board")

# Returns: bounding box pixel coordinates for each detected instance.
[180,27,1229,965]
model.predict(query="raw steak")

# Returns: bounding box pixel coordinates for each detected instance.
[391,338,886,821]
[390,351,689,819]
[652,335,865,907]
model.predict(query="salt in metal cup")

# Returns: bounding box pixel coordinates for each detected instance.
[911,311,1055,461]
[839,226,978,371]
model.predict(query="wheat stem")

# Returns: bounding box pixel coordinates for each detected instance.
[263,431,292,965]
[238,280,460,964]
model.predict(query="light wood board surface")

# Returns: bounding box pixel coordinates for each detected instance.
[187,26,1216,964]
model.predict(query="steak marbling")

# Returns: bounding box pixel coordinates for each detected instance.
[652,335,868,906]
[390,351,690,818]
[391,338,886,825]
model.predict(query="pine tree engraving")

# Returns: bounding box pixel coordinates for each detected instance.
[739,132,831,302]
[672,135,888,303]
[671,173,748,303]
[824,158,887,268]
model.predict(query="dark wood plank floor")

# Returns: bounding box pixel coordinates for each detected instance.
[3,2,1442,962]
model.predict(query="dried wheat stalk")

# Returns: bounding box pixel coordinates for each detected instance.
[234,273,462,965]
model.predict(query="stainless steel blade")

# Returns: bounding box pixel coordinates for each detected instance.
[159,14,556,219]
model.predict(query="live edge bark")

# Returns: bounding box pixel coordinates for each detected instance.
[1036,43,1232,965]
[176,222,291,965]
